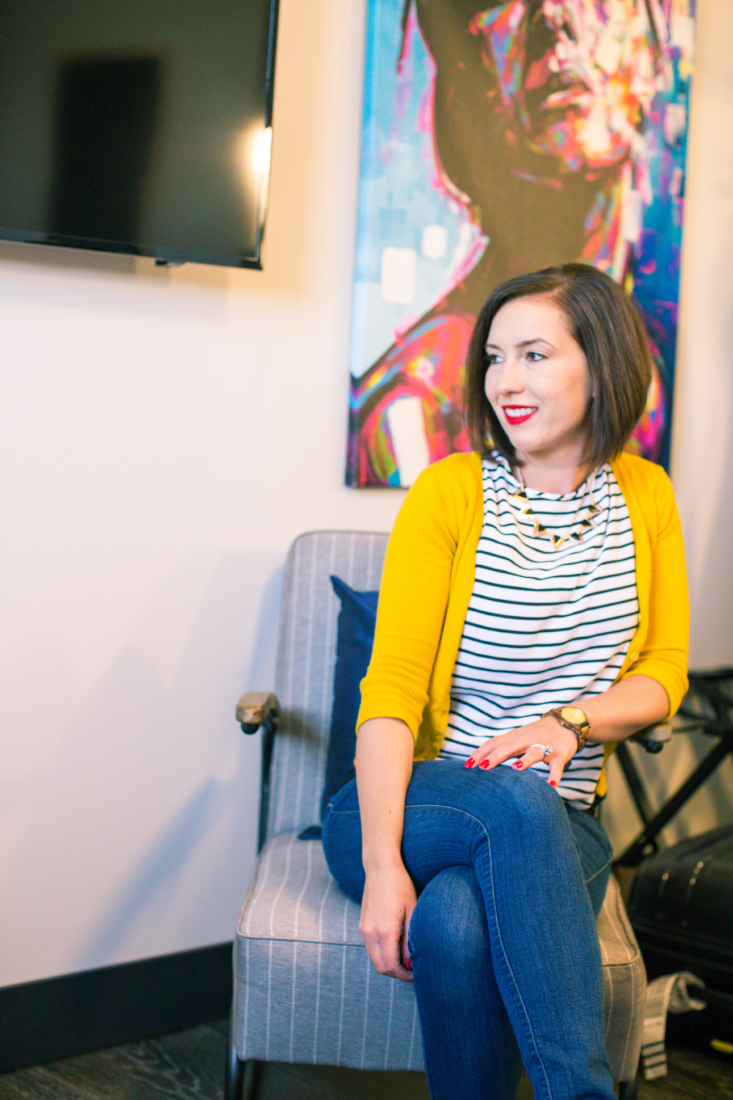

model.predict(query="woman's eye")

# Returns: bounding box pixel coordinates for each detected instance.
[485,352,501,366]
[525,350,545,362]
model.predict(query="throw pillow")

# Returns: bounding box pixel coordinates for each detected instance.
[319,575,379,821]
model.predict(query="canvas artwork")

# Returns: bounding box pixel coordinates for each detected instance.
[346,0,696,487]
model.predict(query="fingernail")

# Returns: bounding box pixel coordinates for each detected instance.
[479,760,490,770]
[548,780,557,787]
[465,757,475,769]
[512,761,523,770]
[405,956,412,970]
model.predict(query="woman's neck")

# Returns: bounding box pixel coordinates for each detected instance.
[514,454,593,495]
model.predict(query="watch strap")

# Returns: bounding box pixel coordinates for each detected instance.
[543,707,590,750]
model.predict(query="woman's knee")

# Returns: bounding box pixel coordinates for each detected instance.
[480,767,571,840]
[408,866,488,969]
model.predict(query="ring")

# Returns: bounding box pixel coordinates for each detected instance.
[530,743,553,757]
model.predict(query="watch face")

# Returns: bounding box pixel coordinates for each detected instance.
[561,707,587,727]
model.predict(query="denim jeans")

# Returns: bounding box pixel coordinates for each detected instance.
[321,759,615,1100]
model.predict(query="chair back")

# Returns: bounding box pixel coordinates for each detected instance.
[265,530,388,840]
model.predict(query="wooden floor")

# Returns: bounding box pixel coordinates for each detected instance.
[0,1020,730,1100]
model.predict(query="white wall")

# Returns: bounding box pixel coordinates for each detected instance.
[0,0,731,989]
[0,0,404,989]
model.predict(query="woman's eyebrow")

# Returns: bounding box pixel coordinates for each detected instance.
[516,337,554,348]
[485,338,554,350]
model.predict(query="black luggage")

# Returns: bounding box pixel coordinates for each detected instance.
[627,823,733,1048]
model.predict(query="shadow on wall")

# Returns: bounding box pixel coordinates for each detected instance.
[0,551,284,983]
[78,778,221,966]
[0,235,230,321]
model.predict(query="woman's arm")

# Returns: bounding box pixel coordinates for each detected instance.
[355,716,416,982]
[578,673,669,742]
[353,461,470,981]
[465,673,670,785]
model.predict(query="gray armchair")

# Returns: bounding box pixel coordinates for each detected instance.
[226,531,647,1100]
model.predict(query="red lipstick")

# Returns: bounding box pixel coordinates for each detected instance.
[502,406,538,425]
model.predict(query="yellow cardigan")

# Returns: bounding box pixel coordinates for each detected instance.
[357,451,689,796]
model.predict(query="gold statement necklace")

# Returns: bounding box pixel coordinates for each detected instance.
[508,468,602,550]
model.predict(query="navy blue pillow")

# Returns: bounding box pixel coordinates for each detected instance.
[319,576,379,821]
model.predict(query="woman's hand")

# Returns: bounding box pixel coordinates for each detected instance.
[359,862,417,982]
[465,716,578,787]
[464,677,671,785]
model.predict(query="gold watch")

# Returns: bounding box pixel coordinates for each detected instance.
[543,706,591,750]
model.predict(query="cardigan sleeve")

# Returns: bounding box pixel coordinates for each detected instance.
[356,458,466,740]
[624,467,689,717]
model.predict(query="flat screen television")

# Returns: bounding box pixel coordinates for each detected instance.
[0,0,279,268]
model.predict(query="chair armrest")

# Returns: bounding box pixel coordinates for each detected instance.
[236,691,279,734]
[235,692,280,852]
[631,723,672,754]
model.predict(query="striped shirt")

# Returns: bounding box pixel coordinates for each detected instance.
[439,454,639,806]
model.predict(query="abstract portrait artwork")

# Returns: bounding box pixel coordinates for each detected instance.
[346,0,696,487]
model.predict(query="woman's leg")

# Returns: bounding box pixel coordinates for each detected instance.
[322,760,615,1100]
[408,866,523,1100]
[323,790,519,1098]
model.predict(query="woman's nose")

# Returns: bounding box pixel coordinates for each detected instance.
[497,357,524,394]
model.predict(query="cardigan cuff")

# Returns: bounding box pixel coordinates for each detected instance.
[356,688,426,743]
[623,660,688,720]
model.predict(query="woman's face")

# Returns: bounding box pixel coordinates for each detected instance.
[484,295,593,464]
[470,0,662,172]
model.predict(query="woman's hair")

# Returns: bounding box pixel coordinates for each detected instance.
[464,263,652,470]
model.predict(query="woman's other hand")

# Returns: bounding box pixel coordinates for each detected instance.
[465,718,578,787]
[359,862,417,982]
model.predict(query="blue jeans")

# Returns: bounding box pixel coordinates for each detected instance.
[321,759,615,1100]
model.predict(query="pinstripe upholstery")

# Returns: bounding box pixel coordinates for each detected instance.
[232,530,646,1079]
[598,873,647,1081]
[266,531,388,839]
[234,831,422,1068]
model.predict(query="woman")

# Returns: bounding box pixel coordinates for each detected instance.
[324,264,688,1100]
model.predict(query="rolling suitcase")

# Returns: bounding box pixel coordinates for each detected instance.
[627,823,733,1049]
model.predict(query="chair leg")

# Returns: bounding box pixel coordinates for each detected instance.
[225,1011,261,1100]
[242,1060,261,1100]
[224,1027,245,1100]
[618,1072,639,1100]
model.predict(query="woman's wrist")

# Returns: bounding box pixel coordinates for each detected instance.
[542,706,591,750]
[362,849,406,875]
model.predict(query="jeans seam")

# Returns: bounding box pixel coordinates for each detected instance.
[585,855,612,886]
[405,801,554,1099]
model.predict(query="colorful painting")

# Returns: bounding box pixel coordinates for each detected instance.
[346,0,696,487]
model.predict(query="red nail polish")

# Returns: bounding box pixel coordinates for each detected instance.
[405,956,412,971]
[549,780,557,787]
[465,757,475,769]
[479,760,490,770]
[512,761,523,770]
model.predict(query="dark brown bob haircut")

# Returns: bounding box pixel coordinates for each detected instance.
[464,263,652,471]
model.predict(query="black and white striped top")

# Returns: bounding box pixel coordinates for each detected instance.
[439,454,639,806]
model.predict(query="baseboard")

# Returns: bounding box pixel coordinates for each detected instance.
[0,942,233,1074]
